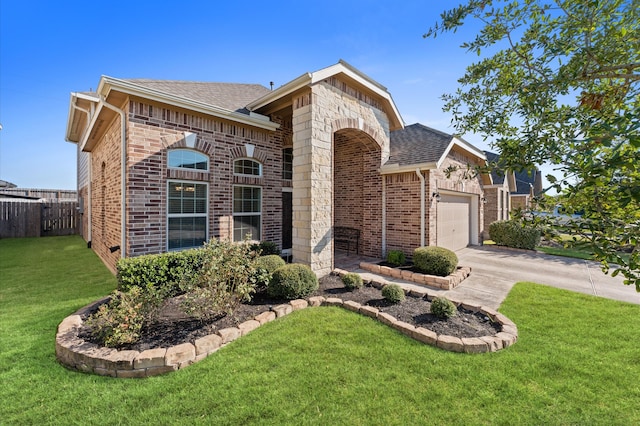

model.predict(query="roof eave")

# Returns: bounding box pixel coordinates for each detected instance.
[98,76,279,131]
[379,162,438,175]
[436,136,488,168]
[247,61,404,130]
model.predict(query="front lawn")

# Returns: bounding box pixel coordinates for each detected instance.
[1,236,639,424]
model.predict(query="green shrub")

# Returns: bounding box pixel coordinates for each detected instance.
[180,239,259,321]
[251,241,281,256]
[85,286,164,347]
[253,255,286,287]
[489,220,541,250]
[116,248,206,295]
[342,272,363,290]
[413,246,458,276]
[430,297,457,319]
[381,284,405,303]
[268,264,318,299]
[386,250,406,267]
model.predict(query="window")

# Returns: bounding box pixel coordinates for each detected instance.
[167,181,207,250]
[168,149,208,171]
[233,186,261,241]
[234,158,262,176]
[282,148,293,180]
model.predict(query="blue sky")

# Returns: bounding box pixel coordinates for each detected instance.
[0,0,490,190]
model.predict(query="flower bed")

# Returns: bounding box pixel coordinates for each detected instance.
[359,262,471,290]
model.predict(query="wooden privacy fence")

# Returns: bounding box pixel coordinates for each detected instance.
[0,201,80,238]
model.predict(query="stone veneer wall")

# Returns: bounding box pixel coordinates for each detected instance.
[291,78,390,276]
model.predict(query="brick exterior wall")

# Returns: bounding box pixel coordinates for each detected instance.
[125,98,283,258]
[483,183,510,233]
[334,130,383,257]
[90,115,124,272]
[383,172,423,259]
[291,78,390,275]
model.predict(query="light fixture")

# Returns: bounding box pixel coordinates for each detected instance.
[432,192,441,202]
[481,197,487,204]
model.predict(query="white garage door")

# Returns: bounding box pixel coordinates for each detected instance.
[437,194,470,251]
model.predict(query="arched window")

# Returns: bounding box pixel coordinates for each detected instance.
[233,158,262,177]
[168,149,209,171]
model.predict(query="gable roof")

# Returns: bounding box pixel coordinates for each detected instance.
[382,123,486,174]
[484,150,506,184]
[247,60,404,131]
[122,80,271,113]
[484,151,542,194]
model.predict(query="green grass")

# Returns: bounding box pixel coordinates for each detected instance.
[2,236,640,424]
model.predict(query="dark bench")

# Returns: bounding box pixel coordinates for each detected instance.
[334,226,360,254]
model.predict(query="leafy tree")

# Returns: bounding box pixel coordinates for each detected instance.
[425,0,640,289]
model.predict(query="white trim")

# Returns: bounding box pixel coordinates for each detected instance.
[166,180,209,251]
[246,60,404,130]
[232,184,262,242]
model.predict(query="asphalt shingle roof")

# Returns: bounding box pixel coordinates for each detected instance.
[387,123,453,166]
[123,80,271,113]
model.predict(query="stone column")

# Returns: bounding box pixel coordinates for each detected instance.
[291,90,333,277]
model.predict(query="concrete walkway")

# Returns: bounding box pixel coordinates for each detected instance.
[339,246,640,310]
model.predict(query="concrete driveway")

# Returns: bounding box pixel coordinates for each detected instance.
[446,245,640,309]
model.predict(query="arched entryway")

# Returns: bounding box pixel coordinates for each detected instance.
[333,128,383,259]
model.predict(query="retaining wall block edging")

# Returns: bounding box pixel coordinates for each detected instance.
[56,278,517,378]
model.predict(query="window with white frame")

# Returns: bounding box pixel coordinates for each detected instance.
[167,181,207,250]
[168,149,209,171]
[233,186,261,241]
[233,158,262,176]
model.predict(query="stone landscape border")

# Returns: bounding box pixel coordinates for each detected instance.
[359,262,472,290]
[56,274,517,379]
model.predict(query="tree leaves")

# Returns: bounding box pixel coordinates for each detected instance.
[426,0,640,288]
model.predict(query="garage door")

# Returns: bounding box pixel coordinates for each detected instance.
[437,194,470,251]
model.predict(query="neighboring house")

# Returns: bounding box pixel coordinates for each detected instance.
[65,60,490,275]
[483,151,543,231]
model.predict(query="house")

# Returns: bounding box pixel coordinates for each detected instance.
[482,150,543,232]
[65,60,490,275]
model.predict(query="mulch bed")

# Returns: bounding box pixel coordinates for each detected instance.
[80,275,500,352]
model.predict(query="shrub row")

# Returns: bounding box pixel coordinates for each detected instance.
[116,249,207,295]
[489,220,541,250]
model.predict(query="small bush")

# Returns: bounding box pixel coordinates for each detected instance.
[251,241,281,256]
[342,272,363,290]
[413,246,458,276]
[430,297,457,319]
[85,286,164,347]
[253,255,286,287]
[489,220,541,250]
[386,250,406,267]
[268,264,318,299]
[180,239,259,321]
[381,284,405,303]
[255,254,286,274]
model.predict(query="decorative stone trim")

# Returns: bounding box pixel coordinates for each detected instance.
[56,280,517,378]
[359,262,472,290]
